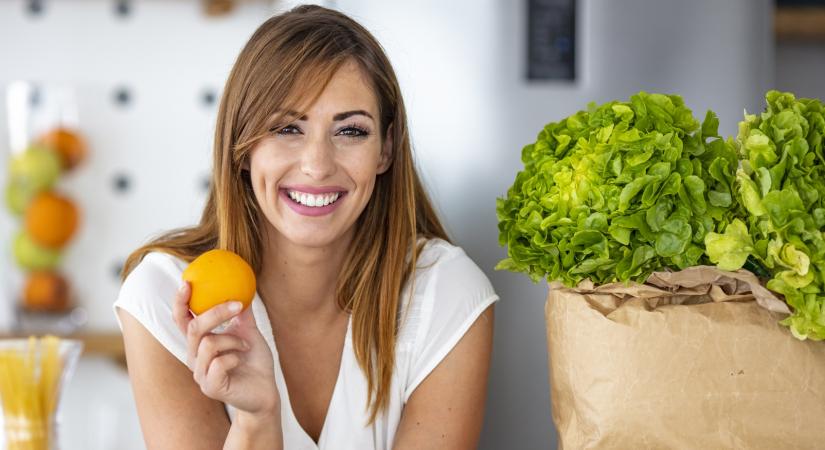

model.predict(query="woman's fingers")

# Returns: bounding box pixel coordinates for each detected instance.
[172,282,193,336]
[193,334,249,383]
[185,301,244,369]
[201,353,242,398]
[225,304,256,335]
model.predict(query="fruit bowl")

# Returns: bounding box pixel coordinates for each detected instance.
[2,82,87,334]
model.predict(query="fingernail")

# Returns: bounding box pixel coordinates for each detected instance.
[228,301,242,313]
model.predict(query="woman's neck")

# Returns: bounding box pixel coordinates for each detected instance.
[257,226,353,324]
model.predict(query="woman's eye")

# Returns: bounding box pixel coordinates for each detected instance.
[338,126,369,138]
[273,125,301,136]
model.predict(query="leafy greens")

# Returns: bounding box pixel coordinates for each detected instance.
[496,92,739,286]
[705,91,825,340]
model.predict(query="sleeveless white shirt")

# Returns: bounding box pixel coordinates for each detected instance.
[113,238,499,449]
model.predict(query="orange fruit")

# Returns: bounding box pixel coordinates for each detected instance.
[37,127,88,171]
[182,249,256,315]
[25,191,79,249]
[23,271,70,312]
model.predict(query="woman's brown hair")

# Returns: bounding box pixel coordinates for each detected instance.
[122,5,449,423]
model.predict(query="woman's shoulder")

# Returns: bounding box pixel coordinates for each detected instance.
[399,237,498,336]
[127,251,188,280]
[413,237,465,270]
[410,238,490,290]
[117,251,189,304]
[397,238,499,400]
[113,251,190,364]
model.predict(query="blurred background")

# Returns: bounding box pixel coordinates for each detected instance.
[0,0,821,448]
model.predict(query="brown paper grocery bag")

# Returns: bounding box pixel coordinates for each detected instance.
[546,266,825,450]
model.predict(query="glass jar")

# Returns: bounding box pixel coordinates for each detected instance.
[0,337,82,450]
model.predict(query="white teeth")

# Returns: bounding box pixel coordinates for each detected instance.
[286,190,343,208]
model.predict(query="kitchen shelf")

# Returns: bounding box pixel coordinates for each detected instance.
[775,6,825,41]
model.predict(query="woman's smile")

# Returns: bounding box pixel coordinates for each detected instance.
[279,186,349,217]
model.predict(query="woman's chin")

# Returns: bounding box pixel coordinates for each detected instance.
[280,226,351,249]
[267,201,359,249]
[290,235,336,249]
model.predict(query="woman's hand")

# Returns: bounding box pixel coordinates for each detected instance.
[172,281,280,417]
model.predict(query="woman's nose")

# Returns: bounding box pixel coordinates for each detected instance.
[300,136,337,180]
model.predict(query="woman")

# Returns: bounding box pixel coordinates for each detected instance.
[114,5,498,449]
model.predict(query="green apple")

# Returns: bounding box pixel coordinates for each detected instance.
[9,145,61,193]
[5,182,36,216]
[13,230,62,271]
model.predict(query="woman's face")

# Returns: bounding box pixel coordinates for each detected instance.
[247,60,391,249]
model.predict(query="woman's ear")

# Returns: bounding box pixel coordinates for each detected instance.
[377,124,393,174]
[242,158,250,171]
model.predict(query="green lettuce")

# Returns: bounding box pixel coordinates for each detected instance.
[705,91,825,340]
[497,92,738,286]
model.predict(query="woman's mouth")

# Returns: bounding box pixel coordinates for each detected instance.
[287,190,342,207]
[279,188,348,217]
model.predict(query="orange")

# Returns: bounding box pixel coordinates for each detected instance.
[25,191,79,249]
[37,127,88,171]
[23,271,70,312]
[182,249,256,315]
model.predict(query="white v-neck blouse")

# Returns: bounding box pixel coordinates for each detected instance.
[113,238,499,449]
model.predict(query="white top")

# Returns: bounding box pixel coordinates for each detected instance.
[113,238,499,449]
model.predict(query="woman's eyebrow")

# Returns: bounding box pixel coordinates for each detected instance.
[276,109,374,121]
[333,110,374,121]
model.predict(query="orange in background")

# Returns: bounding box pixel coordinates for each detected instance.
[182,249,256,315]
[23,271,70,312]
[37,128,88,171]
[25,191,79,249]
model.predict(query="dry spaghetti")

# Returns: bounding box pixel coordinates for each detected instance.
[0,335,63,450]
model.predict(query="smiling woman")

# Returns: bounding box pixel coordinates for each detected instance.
[111,5,498,450]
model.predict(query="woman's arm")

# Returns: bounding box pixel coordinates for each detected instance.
[118,308,231,449]
[119,281,283,449]
[224,409,283,450]
[392,304,495,449]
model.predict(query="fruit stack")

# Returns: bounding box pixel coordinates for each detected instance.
[4,128,86,313]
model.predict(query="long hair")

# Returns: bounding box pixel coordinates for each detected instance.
[122,5,449,423]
